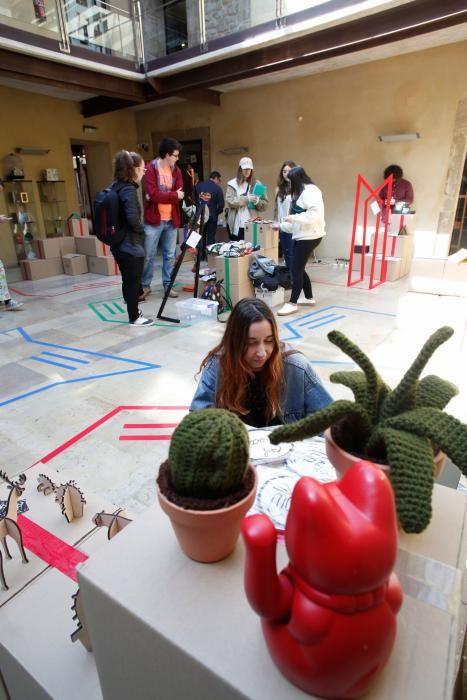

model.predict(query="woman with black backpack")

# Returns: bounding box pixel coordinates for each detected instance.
[111,150,153,327]
[277,166,326,317]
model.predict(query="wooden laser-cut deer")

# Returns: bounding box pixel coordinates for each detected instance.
[71,589,92,652]
[0,471,29,591]
[92,509,132,540]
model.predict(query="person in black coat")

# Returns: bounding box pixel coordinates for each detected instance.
[111,150,153,326]
[195,171,225,260]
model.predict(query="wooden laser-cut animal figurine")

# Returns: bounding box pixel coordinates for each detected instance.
[55,481,86,523]
[0,471,29,591]
[92,509,132,540]
[242,461,403,699]
[71,589,92,651]
[37,473,56,496]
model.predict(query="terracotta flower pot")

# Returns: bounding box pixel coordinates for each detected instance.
[324,428,445,479]
[157,467,258,563]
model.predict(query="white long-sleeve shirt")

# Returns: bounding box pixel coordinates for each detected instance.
[281,184,326,241]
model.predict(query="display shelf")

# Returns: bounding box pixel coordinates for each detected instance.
[37,180,68,237]
[3,180,40,263]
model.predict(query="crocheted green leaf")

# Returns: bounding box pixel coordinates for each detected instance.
[330,371,368,405]
[374,428,434,533]
[269,400,371,445]
[169,408,249,498]
[415,375,458,410]
[381,407,467,474]
[381,326,454,421]
[327,331,385,425]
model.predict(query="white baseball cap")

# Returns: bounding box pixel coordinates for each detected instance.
[239,157,253,170]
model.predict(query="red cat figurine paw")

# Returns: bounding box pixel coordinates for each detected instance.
[242,460,403,698]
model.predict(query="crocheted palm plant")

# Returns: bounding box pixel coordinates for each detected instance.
[270,326,467,533]
[169,408,250,498]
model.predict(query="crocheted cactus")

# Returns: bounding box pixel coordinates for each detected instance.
[169,408,250,498]
[270,326,467,534]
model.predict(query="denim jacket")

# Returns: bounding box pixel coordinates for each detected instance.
[190,348,332,425]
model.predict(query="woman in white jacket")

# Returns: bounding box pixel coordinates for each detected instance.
[225,157,267,240]
[277,166,325,316]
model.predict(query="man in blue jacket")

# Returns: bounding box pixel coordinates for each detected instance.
[195,171,224,260]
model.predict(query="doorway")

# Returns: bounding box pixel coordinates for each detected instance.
[449,152,467,254]
[70,140,112,234]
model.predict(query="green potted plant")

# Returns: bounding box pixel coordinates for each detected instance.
[269,326,467,534]
[156,408,257,562]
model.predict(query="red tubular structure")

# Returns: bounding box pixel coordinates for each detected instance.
[347,174,393,289]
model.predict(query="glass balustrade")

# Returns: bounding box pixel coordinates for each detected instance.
[64,0,138,61]
[0,0,61,41]
[0,0,395,68]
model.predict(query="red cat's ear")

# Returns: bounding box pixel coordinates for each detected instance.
[286,477,346,544]
[338,461,397,531]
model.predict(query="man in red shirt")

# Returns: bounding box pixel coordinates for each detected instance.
[381,164,414,211]
[140,137,184,299]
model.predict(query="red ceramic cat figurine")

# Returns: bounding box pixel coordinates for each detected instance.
[242,460,403,699]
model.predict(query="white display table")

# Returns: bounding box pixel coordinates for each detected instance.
[78,483,467,700]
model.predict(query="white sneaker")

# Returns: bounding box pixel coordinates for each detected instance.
[130,311,154,327]
[277,303,298,316]
[4,299,24,311]
[297,297,316,306]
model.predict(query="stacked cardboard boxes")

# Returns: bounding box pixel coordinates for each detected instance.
[214,254,256,305]
[364,232,414,281]
[62,253,88,275]
[65,216,90,237]
[74,236,117,276]
[244,220,279,262]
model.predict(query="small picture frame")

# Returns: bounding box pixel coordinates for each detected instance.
[19,192,29,204]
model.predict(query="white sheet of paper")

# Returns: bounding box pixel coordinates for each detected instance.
[370,200,381,215]
[185,231,201,248]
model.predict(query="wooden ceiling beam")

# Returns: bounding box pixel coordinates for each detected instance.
[0,48,145,101]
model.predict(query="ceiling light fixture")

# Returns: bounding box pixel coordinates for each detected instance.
[378,133,420,142]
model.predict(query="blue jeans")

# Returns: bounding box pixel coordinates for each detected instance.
[142,221,177,289]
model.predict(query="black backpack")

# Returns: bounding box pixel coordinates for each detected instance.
[94,183,124,248]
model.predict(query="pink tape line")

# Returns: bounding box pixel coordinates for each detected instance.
[18,514,88,581]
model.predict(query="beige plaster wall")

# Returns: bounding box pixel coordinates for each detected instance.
[136,41,467,259]
[0,85,137,265]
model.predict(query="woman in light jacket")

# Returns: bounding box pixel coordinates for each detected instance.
[190,298,331,427]
[277,166,325,316]
[225,156,267,240]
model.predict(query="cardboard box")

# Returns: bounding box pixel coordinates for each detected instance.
[78,485,466,700]
[75,236,110,258]
[87,255,119,276]
[225,279,255,306]
[364,254,405,282]
[66,218,89,237]
[255,286,285,307]
[20,258,63,281]
[62,253,88,276]
[35,236,76,259]
[244,220,278,249]
[408,258,447,295]
[215,254,253,287]
[0,521,112,700]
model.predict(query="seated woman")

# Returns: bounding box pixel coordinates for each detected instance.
[190,298,332,427]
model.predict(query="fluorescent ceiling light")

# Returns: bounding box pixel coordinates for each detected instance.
[378,133,420,142]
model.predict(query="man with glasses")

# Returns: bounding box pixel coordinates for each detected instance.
[140,137,184,300]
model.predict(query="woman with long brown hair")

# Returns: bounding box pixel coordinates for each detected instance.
[190,298,331,427]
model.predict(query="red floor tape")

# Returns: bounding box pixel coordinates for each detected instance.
[18,514,88,581]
